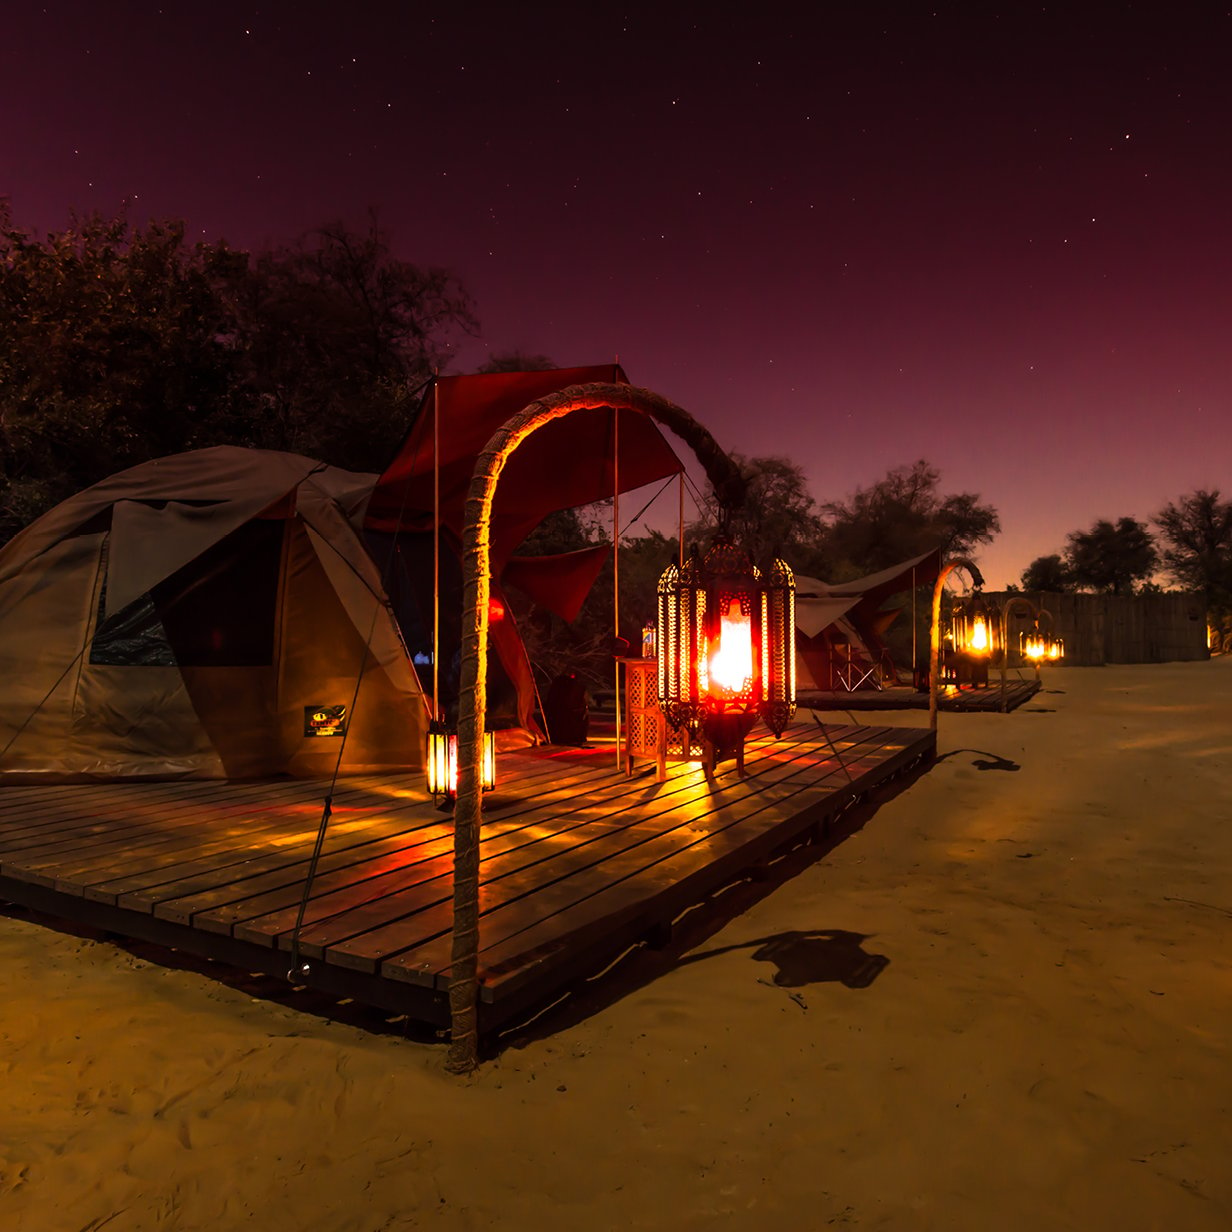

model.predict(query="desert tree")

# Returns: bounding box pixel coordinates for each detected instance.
[1021,553,1074,592]
[688,453,830,576]
[1065,517,1157,595]
[822,459,1000,577]
[1153,489,1232,635]
[0,205,475,542]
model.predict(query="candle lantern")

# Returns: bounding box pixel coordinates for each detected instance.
[953,591,994,657]
[656,536,796,764]
[427,719,496,805]
[1021,627,1048,662]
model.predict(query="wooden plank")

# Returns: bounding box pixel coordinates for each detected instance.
[183,752,656,938]
[309,725,899,978]
[458,731,934,1003]
[0,777,331,861]
[0,778,382,890]
[0,721,936,1036]
[220,728,829,961]
[391,728,926,992]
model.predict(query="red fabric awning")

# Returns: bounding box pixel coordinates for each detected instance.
[502,545,612,624]
[364,366,685,567]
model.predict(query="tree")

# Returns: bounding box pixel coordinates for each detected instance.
[688,454,830,576]
[0,204,245,536]
[1021,554,1073,592]
[217,215,476,473]
[1153,489,1232,615]
[1065,517,1157,595]
[822,459,1000,577]
[478,351,556,373]
[0,205,475,542]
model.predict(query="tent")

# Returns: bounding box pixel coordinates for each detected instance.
[0,447,429,781]
[363,364,684,727]
[794,549,943,691]
[0,368,690,781]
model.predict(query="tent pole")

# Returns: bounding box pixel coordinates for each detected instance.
[612,406,621,770]
[911,566,917,685]
[433,376,441,721]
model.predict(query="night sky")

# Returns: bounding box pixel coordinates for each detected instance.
[4,3,1230,587]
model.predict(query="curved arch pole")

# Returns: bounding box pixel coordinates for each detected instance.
[446,382,745,1073]
[929,558,984,733]
[998,595,1039,711]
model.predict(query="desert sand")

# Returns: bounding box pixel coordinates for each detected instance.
[3,657,1230,1231]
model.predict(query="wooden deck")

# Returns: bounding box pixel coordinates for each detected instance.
[800,676,1042,713]
[0,718,934,1033]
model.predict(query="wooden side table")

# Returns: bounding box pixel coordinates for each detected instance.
[618,657,667,780]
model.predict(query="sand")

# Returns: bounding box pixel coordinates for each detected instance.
[3,657,1230,1231]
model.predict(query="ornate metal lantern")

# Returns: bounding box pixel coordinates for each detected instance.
[952,591,994,657]
[656,537,796,760]
[427,719,496,805]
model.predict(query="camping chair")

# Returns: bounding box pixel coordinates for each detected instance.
[835,641,881,692]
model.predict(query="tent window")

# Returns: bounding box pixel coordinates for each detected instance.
[91,519,285,667]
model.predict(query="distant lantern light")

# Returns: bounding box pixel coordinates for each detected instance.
[427,720,496,805]
[1022,628,1047,662]
[655,536,795,763]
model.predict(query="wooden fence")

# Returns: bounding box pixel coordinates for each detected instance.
[984,591,1209,666]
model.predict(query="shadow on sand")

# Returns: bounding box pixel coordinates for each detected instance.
[934,748,1021,772]
[494,760,929,1053]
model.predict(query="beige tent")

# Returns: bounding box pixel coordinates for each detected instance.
[0,447,429,781]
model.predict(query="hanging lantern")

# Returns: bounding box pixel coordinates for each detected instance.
[426,719,496,804]
[656,537,796,758]
[1046,635,1064,661]
[952,592,994,657]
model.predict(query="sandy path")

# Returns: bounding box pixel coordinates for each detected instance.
[3,658,1229,1230]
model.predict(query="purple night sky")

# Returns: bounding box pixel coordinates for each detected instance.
[4,3,1230,586]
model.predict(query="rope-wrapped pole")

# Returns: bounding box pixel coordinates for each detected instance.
[998,596,1038,712]
[929,558,984,734]
[446,382,744,1074]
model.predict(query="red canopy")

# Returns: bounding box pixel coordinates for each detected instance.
[364,365,685,567]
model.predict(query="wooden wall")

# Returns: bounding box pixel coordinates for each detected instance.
[984,591,1209,666]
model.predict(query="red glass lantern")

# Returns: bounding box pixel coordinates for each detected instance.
[656,537,796,753]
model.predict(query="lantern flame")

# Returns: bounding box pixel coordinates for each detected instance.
[708,599,753,697]
[970,613,990,654]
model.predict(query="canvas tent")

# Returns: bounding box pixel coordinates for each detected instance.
[0,447,429,781]
[0,368,691,781]
[794,549,943,691]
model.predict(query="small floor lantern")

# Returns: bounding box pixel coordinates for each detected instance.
[427,719,496,806]
[656,536,796,769]
[1021,627,1048,662]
